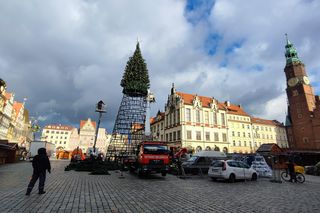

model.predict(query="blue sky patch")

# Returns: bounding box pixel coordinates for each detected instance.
[204,33,221,55]
[185,0,215,25]
[250,64,264,72]
[225,39,245,54]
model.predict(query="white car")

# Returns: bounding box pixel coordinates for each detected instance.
[208,160,258,182]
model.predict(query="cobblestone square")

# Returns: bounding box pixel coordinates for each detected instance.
[1,160,320,213]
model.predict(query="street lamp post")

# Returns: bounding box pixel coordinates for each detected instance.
[93,100,106,154]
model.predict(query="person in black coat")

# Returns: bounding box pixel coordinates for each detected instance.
[287,159,297,183]
[26,148,51,195]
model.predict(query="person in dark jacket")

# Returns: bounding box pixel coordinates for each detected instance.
[287,159,297,183]
[26,148,51,195]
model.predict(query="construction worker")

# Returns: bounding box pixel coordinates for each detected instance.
[26,148,51,195]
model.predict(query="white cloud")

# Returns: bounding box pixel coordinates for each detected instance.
[1,0,320,130]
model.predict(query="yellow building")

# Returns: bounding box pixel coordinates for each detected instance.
[41,124,74,150]
[251,117,288,149]
[226,103,253,153]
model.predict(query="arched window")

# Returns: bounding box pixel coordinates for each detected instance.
[196,146,202,152]
[223,147,228,154]
[205,146,211,151]
[214,146,220,151]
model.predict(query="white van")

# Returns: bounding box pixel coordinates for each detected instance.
[182,151,227,174]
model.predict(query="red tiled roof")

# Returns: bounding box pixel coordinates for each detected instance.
[150,117,156,124]
[80,120,96,129]
[4,92,12,100]
[224,103,249,117]
[44,124,74,131]
[176,92,213,108]
[176,91,249,116]
[151,111,165,124]
[13,102,23,120]
[252,117,283,126]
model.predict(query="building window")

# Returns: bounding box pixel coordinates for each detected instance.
[187,131,192,140]
[244,141,247,147]
[166,115,168,127]
[204,111,209,124]
[232,131,235,137]
[221,113,225,126]
[173,132,176,141]
[46,130,49,133]
[238,141,241,146]
[177,130,181,140]
[233,140,236,146]
[161,123,163,130]
[186,109,191,122]
[169,133,172,141]
[176,109,180,123]
[166,134,168,141]
[196,110,200,123]
[212,112,217,125]
[205,132,210,141]
[222,133,227,142]
[243,132,246,137]
[238,132,240,137]
[242,124,245,129]
[196,131,201,140]
[247,125,250,129]
[248,133,251,138]
[51,136,53,139]
[214,133,219,141]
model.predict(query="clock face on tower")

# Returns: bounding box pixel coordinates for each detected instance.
[303,76,310,85]
[288,77,299,87]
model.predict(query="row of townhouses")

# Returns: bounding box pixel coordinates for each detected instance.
[150,85,288,154]
[0,79,33,148]
[41,118,111,154]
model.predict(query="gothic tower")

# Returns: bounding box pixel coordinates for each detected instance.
[284,34,320,150]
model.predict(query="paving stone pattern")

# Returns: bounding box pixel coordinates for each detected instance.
[1,160,320,213]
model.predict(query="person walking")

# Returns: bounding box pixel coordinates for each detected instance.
[26,148,51,195]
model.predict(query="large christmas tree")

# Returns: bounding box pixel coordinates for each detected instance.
[120,42,150,96]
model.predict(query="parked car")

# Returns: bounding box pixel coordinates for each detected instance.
[208,160,258,182]
[182,151,227,174]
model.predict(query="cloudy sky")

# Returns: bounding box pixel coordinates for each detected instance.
[1,0,320,132]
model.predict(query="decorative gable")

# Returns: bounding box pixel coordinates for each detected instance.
[193,95,202,109]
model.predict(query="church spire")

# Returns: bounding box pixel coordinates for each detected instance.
[284,34,301,65]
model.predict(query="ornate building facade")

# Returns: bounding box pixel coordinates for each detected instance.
[151,85,288,154]
[41,124,74,150]
[41,119,111,154]
[284,36,320,151]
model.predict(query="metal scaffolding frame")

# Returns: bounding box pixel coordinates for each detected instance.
[106,94,147,162]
